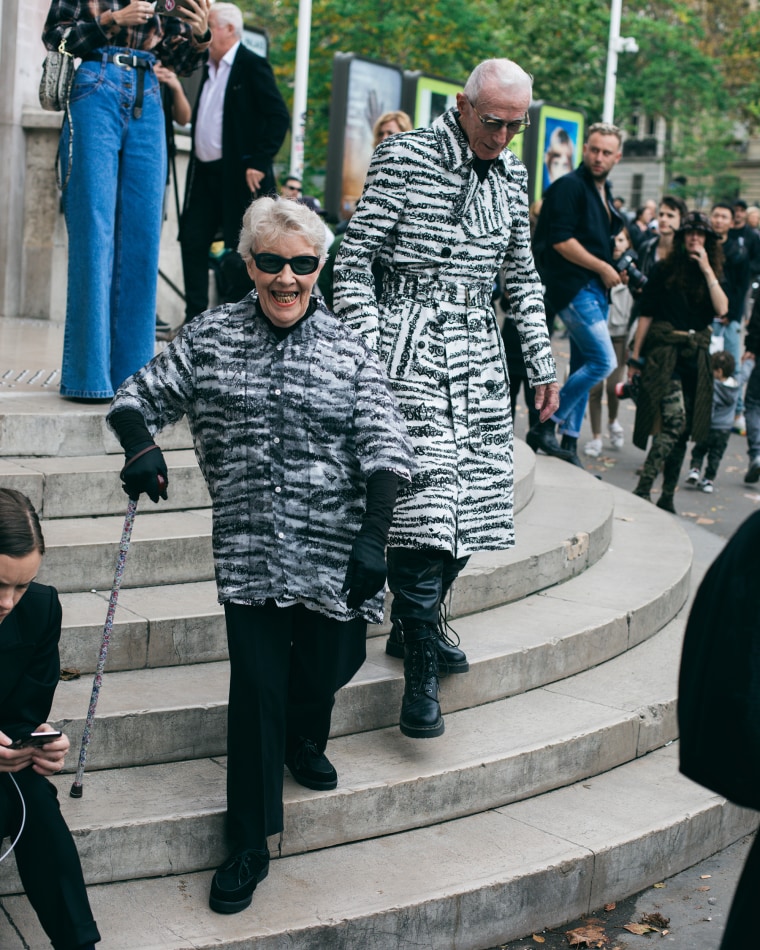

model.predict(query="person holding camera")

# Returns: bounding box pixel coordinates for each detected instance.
[0,488,100,949]
[628,212,728,513]
[42,0,211,401]
[530,122,626,466]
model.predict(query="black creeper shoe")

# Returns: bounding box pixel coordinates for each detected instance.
[209,848,269,914]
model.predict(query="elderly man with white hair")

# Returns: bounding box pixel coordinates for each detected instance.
[334,59,559,741]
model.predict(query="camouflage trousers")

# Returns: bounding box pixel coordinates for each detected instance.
[635,378,694,495]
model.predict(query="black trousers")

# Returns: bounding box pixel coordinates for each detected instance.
[179,159,252,322]
[0,770,99,949]
[223,601,366,851]
[386,547,469,627]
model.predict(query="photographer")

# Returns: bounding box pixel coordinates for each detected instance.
[0,488,100,949]
[629,212,728,513]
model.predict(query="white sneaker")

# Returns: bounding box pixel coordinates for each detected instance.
[699,478,714,493]
[608,420,624,449]
[583,438,603,458]
[733,414,747,435]
[685,468,701,487]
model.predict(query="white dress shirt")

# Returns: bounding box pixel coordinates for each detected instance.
[194,41,240,163]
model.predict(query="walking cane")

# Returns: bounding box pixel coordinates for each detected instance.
[70,497,138,798]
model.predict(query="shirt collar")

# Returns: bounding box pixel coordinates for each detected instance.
[433,108,514,178]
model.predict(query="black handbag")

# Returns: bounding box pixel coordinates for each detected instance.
[39,28,75,112]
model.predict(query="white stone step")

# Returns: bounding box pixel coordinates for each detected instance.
[48,487,688,770]
[5,605,690,894]
[0,439,538,521]
[2,745,754,949]
[52,459,615,671]
[0,449,211,517]
[0,392,191,457]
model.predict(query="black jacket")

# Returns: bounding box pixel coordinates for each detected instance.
[679,511,760,810]
[0,583,61,742]
[184,43,290,248]
[533,162,624,313]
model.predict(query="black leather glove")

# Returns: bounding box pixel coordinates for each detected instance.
[342,531,387,609]
[341,470,400,610]
[110,408,169,503]
[120,444,169,503]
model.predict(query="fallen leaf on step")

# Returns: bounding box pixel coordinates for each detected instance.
[604,902,616,911]
[565,924,609,946]
[60,667,81,680]
[532,936,545,943]
[696,517,715,525]
[624,922,657,935]
[700,875,712,879]
[696,886,711,891]
[653,882,666,888]
[641,912,670,928]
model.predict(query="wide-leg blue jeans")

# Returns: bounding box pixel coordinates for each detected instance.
[60,49,165,399]
[553,279,617,437]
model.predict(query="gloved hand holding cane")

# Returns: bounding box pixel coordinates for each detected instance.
[111,408,169,502]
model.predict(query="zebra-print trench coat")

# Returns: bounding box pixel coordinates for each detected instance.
[333,108,556,558]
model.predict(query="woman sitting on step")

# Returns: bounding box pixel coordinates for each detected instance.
[107,197,414,917]
[0,488,100,949]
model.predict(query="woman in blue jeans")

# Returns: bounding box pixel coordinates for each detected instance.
[42,0,211,401]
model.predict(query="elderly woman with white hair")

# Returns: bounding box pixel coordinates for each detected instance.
[107,197,414,915]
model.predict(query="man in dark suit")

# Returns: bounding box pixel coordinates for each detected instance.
[179,2,289,323]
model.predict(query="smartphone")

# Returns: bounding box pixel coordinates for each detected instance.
[155,0,193,17]
[9,730,63,750]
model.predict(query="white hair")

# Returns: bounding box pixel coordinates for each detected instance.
[463,59,533,104]
[238,197,327,261]
[210,2,243,38]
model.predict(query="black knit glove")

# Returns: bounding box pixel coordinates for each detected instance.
[341,470,399,610]
[110,409,169,503]
[120,445,169,503]
[342,531,387,609]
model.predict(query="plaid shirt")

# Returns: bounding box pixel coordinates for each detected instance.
[43,0,209,76]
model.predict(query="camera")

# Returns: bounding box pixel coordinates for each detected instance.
[614,249,648,292]
[614,375,641,403]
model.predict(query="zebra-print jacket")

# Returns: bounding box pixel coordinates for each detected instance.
[108,295,414,623]
[333,108,556,556]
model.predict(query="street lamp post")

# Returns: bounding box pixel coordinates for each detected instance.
[603,0,638,124]
[289,0,312,178]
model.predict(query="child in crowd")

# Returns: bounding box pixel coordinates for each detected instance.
[584,228,635,457]
[686,350,755,493]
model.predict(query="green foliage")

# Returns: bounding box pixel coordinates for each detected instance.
[235,0,751,195]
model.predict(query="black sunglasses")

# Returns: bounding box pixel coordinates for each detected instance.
[253,253,320,275]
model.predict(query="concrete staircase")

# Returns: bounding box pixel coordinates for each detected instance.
[0,394,755,949]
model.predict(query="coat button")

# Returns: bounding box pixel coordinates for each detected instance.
[441,247,452,258]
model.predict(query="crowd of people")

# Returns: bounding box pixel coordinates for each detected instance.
[19,1,760,942]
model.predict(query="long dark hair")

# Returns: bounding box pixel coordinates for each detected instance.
[663,230,724,307]
[0,488,45,557]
